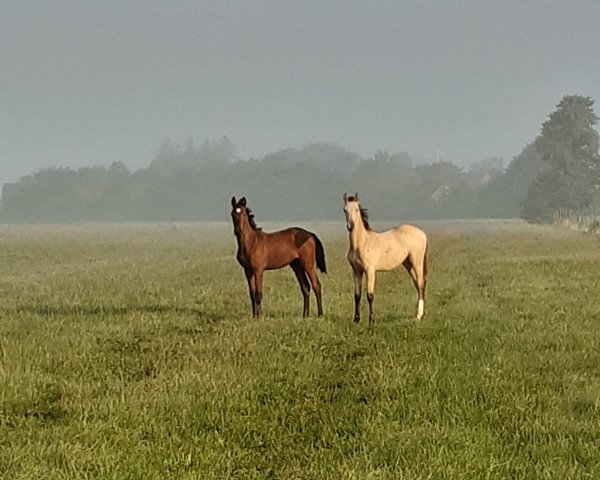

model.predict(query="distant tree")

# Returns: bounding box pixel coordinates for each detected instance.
[522,169,592,223]
[503,144,546,195]
[109,161,130,175]
[372,150,412,169]
[522,95,600,223]
[474,144,544,218]
[1,134,562,223]
[298,143,361,173]
[149,136,237,176]
[469,157,504,182]
[414,161,467,193]
[388,151,412,169]
[535,96,600,175]
[198,136,237,167]
[149,140,182,176]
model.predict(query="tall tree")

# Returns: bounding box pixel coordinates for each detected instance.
[522,95,600,223]
[536,96,600,174]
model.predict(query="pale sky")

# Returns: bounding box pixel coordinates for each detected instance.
[2,0,600,184]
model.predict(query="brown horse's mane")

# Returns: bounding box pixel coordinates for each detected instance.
[246,207,262,231]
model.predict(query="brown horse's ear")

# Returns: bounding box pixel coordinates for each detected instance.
[354,192,359,202]
[231,196,237,208]
[239,197,247,207]
[343,192,348,204]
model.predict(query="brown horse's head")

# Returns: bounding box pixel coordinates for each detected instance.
[231,196,247,235]
[343,192,370,231]
[231,196,260,235]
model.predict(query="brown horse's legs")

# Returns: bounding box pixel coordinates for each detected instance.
[304,264,323,316]
[245,270,257,318]
[291,260,311,317]
[366,267,376,324]
[352,267,363,323]
[254,269,264,318]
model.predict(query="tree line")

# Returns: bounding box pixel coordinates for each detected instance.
[2,95,598,224]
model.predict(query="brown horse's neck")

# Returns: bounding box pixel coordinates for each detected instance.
[349,213,369,251]
[236,216,258,250]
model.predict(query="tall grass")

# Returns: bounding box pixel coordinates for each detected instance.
[1,220,599,479]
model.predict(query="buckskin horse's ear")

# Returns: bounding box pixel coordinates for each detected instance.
[343,192,348,204]
[239,197,247,207]
[354,192,359,202]
[231,196,237,207]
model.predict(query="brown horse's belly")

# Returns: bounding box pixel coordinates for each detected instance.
[265,250,296,270]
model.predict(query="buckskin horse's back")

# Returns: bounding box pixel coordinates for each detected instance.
[394,223,427,244]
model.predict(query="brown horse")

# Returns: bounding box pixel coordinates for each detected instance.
[343,193,429,323]
[230,196,326,318]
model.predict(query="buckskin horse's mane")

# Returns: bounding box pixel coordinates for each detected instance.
[359,206,372,231]
[347,195,371,231]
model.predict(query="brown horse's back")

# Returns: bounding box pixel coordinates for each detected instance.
[263,227,324,271]
[262,228,297,270]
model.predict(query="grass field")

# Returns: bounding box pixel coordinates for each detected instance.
[1,220,600,479]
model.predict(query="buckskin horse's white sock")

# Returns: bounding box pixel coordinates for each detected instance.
[417,299,424,319]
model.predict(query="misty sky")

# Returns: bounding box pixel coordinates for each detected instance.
[2,0,600,185]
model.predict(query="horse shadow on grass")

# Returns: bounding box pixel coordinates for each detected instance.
[15,303,230,325]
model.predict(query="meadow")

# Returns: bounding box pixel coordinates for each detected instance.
[1,220,599,479]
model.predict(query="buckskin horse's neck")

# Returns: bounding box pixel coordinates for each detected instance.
[349,214,368,251]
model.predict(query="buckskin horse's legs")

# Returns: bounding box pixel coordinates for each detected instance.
[416,267,426,321]
[403,256,426,320]
[352,266,363,323]
[366,267,376,324]
[403,258,420,319]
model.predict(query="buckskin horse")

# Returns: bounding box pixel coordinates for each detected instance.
[230,196,326,318]
[343,193,429,323]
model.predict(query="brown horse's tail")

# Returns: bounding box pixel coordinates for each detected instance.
[312,233,327,273]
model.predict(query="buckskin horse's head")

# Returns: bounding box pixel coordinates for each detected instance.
[343,192,360,231]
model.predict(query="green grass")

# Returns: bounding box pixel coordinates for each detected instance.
[1,220,599,479]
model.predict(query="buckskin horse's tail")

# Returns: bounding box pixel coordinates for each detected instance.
[312,233,327,273]
[424,234,430,277]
